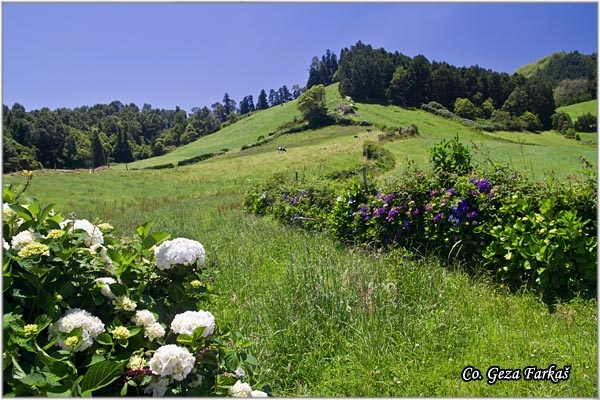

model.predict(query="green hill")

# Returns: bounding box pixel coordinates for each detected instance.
[124,83,596,181]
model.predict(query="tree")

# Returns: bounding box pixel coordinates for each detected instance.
[574,113,597,132]
[453,98,479,120]
[256,89,269,110]
[90,129,106,168]
[297,84,328,127]
[517,111,543,132]
[551,112,573,134]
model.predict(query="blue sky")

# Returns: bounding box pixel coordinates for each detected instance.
[2,2,597,114]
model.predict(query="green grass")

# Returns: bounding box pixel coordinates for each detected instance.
[557,99,598,119]
[3,92,597,397]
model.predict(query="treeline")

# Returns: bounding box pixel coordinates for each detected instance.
[331,41,558,129]
[3,83,303,173]
[307,42,595,132]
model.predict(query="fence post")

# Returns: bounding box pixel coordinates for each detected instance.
[362,166,368,193]
[295,171,299,181]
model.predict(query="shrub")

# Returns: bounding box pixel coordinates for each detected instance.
[245,137,597,305]
[3,181,271,397]
[574,112,597,133]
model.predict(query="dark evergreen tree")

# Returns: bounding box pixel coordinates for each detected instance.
[257,89,269,110]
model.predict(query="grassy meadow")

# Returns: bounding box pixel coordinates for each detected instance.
[2,86,597,396]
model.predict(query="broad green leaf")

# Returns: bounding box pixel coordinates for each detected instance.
[142,231,170,250]
[80,360,126,396]
[95,333,113,346]
[136,221,153,239]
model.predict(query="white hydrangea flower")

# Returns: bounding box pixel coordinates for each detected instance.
[229,380,253,397]
[170,310,215,337]
[3,203,15,219]
[61,219,104,246]
[94,277,117,299]
[251,390,269,397]
[48,308,105,352]
[144,323,166,342]
[235,366,246,378]
[3,239,9,251]
[10,230,41,250]
[112,295,137,312]
[132,309,157,327]
[153,238,205,270]
[144,377,170,397]
[127,354,146,370]
[148,344,195,381]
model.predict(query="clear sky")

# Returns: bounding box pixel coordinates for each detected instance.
[2,2,598,114]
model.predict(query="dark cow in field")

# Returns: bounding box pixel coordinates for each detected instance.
[277,146,287,152]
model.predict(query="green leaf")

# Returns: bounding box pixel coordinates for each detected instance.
[241,352,259,366]
[80,360,126,396]
[142,231,170,250]
[136,221,153,239]
[108,283,127,297]
[95,333,113,346]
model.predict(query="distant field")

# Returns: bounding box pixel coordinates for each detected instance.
[557,99,598,119]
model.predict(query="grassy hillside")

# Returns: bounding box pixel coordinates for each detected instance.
[557,99,598,119]
[124,84,596,182]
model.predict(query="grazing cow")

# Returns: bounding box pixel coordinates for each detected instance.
[366,128,372,133]
[354,135,359,138]
[277,146,287,152]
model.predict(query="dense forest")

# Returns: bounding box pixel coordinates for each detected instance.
[3,41,596,173]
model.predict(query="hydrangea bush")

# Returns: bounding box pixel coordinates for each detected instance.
[244,141,597,304]
[3,177,271,397]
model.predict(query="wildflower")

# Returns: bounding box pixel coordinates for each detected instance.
[112,296,137,312]
[433,213,443,223]
[425,203,433,212]
[429,189,438,198]
[171,310,215,337]
[18,242,50,258]
[403,220,411,228]
[235,367,246,378]
[132,310,157,327]
[154,238,206,270]
[2,239,9,251]
[412,207,419,216]
[48,308,105,352]
[45,229,65,240]
[445,188,456,196]
[148,344,195,381]
[128,354,145,370]
[11,230,41,250]
[144,323,166,342]
[61,219,104,246]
